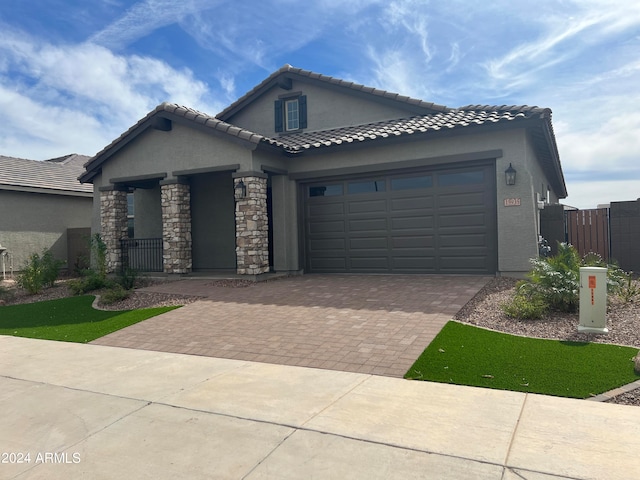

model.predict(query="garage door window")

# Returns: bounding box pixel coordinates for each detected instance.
[348,180,386,194]
[309,184,343,197]
[438,171,484,186]
[391,175,432,190]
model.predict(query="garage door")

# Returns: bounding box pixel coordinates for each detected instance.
[303,163,497,274]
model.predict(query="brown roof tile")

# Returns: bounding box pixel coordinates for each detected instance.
[0,154,92,194]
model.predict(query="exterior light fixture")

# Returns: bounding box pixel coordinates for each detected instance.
[505,163,517,186]
[234,179,247,199]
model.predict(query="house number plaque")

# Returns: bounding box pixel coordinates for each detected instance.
[504,198,521,207]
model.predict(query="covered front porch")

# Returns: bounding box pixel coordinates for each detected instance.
[99,171,271,276]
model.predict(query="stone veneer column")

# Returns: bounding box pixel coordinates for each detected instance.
[161,180,192,274]
[234,174,269,275]
[100,186,128,273]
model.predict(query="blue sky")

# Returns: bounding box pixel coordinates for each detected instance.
[1,0,639,208]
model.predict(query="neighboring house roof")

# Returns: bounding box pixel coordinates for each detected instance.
[79,66,567,197]
[0,154,93,196]
[217,64,451,121]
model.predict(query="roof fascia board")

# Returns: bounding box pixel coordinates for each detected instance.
[0,184,93,197]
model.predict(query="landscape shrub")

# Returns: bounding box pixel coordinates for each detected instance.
[117,267,139,290]
[16,250,64,295]
[504,243,628,319]
[99,284,130,305]
[68,274,111,296]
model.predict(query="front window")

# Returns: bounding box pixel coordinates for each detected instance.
[285,98,299,131]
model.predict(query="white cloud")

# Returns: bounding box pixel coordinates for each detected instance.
[0,28,222,159]
[563,179,640,209]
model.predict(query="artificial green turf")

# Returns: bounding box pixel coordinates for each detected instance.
[405,321,640,399]
[0,296,179,343]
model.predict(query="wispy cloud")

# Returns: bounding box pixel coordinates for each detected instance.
[0,26,222,158]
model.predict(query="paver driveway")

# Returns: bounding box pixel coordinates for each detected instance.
[92,275,489,377]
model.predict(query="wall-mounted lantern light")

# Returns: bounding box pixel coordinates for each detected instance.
[505,163,517,186]
[234,179,247,199]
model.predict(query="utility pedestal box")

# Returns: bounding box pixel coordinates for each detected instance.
[578,266,608,334]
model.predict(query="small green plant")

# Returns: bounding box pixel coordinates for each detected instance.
[91,233,107,280]
[40,250,64,288]
[99,284,131,305]
[117,267,139,290]
[501,293,548,320]
[68,274,111,295]
[618,272,640,303]
[16,249,62,295]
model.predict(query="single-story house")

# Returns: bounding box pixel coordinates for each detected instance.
[80,65,567,277]
[0,154,93,271]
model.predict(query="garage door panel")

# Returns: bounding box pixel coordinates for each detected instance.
[349,257,389,270]
[310,257,348,272]
[439,233,488,247]
[350,237,388,249]
[391,256,437,270]
[392,236,434,248]
[438,191,485,208]
[348,199,387,214]
[440,255,489,272]
[309,202,345,216]
[391,216,434,230]
[391,196,434,211]
[439,213,486,228]
[348,218,388,232]
[309,238,347,251]
[309,220,346,234]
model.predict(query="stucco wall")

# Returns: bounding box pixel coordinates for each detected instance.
[100,124,254,183]
[0,189,92,270]
[226,79,416,136]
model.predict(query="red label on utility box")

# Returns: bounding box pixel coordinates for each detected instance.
[589,276,596,289]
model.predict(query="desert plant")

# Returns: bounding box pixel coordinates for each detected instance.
[504,243,630,318]
[15,250,62,294]
[618,272,640,303]
[91,233,107,280]
[117,267,138,290]
[501,293,548,320]
[40,250,64,288]
[99,284,130,305]
[68,274,111,296]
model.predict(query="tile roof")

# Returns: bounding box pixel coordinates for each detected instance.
[266,105,550,153]
[0,154,93,194]
[217,64,451,120]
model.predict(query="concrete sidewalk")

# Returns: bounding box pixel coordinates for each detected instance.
[1,336,638,479]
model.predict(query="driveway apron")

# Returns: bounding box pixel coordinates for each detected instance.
[92,275,489,377]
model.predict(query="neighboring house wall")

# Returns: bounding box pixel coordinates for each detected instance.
[0,189,92,269]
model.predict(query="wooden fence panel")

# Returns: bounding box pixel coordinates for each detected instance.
[565,208,610,260]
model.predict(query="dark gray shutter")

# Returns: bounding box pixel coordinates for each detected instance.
[299,95,307,129]
[274,99,283,132]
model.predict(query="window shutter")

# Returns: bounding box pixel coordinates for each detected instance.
[299,95,307,129]
[274,99,283,132]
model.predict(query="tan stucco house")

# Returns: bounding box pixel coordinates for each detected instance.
[80,65,567,277]
[0,154,93,271]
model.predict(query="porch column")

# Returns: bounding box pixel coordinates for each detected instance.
[160,180,192,274]
[234,173,269,275]
[99,186,128,273]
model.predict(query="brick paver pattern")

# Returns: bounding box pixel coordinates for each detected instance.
[92,275,489,377]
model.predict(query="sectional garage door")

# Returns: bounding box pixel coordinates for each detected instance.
[303,163,497,274]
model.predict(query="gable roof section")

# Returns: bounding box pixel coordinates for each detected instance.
[217,64,451,121]
[0,154,92,196]
[79,103,266,183]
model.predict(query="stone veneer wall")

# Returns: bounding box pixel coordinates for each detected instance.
[235,176,269,275]
[100,187,128,273]
[161,182,192,274]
